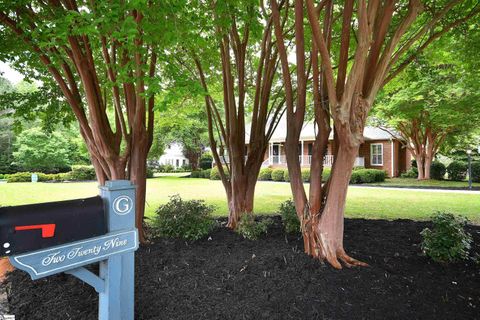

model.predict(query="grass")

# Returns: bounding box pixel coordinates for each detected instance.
[369,178,480,188]
[0,176,479,223]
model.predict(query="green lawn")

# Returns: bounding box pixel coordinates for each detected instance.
[369,177,480,188]
[0,177,479,223]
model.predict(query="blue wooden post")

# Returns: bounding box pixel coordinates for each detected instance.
[99,180,137,320]
[7,180,138,320]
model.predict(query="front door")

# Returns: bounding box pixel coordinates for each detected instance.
[272,144,280,164]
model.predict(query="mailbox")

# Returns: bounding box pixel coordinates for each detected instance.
[0,196,106,256]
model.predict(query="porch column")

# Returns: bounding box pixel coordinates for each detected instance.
[300,140,304,166]
[269,143,272,165]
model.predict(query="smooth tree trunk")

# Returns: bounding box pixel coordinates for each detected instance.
[270,0,476,268]
[190,4,284,230]
[0,4,159,243]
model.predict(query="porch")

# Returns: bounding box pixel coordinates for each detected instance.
[265,154,365,167]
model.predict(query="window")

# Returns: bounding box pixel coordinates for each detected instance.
[370,143,383,166]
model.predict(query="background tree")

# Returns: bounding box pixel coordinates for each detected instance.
[13,127,73,173]
[0,1,180,241]
[154,97,209,171]
[0,76,15,173]
[173,0,286,228]
[374,56,480,179]
[271,0,480,268]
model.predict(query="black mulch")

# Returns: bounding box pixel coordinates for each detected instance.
[3,217,480,320]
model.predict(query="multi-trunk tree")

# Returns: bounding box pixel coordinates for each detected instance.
[270,0,479,268]
[0,1,179,242]
[174,0,286,228]
[375,56,480,180]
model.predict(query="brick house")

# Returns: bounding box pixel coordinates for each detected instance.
[244,122,412,178]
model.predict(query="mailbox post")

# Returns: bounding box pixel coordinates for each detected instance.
[99,180,136,320]
[4,180,138,320]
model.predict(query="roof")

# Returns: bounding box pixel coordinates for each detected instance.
[246,119,400,143]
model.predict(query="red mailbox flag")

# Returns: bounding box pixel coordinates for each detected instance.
[15,224,56,238]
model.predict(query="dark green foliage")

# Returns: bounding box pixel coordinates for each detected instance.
[470,162,480,183]
[190,170,201,178]
[236,214,272,240]
[401,167,418,178]
[301,169,310,182]
[447,161,468,181]
[146,168,155,179]
[350,169,386,184]
[153,195,215,241]
[278,199,300,234]
[209,166,229,180]
[199,153,213,170]
[430,161,446,180]
[258,168,272,181]
[271,169,285,181]
[201,169,211,178]
[283,170,290,182]
[69,165,96,181]
[421,212,472,263]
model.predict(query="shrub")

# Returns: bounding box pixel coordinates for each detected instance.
[430,161,446,180]
[271,169,285,181]
[236,214,272,240]
[163,164,175,173]
[6,172,33,183]
[421,212,472,263]
[146,168,154,178]
[202,169,211,179]
[199,153,213,170]
[283,169,290,182]
[322,168,331,182]
[301,169,310,182]
[190,170,201,178]
[350,169,386,184]
[447,161,467,181]
[210,166,229,180]
[153,195,215,241]
[279,199,300,234]
[258,168,273,181]
[471,161,480,183]
[69,165,96,181]
[0,174,5,180]
[350,171,361,184]
[401,167,418,178]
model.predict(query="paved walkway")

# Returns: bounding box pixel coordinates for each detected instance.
[350,185,480,194]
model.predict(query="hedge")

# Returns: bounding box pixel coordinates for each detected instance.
[210,166,229,180]
[69,165,97,181]
[430,161,446,180]
[447,161,467,181]
[258,168,272,181]
[471,161,480,183]
[350,169,386,184]
[301,169,310,182]
[271,169,285,181]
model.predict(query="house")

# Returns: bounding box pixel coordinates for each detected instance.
[159,142,189,169]
[216,121,412,177]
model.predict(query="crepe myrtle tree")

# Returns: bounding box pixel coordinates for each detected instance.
[270,0,480,268]
[374,56,480,180]
[172,0,286,229]
[0,0,180,242]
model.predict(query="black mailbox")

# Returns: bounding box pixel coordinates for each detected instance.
[0,196,106,256]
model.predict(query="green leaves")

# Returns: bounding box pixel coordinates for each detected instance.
[421,212,473,263]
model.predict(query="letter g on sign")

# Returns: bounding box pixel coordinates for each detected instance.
[112,196,133,216]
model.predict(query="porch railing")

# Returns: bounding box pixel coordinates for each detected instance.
[214,154,365,168]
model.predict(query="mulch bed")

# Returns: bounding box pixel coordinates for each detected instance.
[2,217,480,320]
